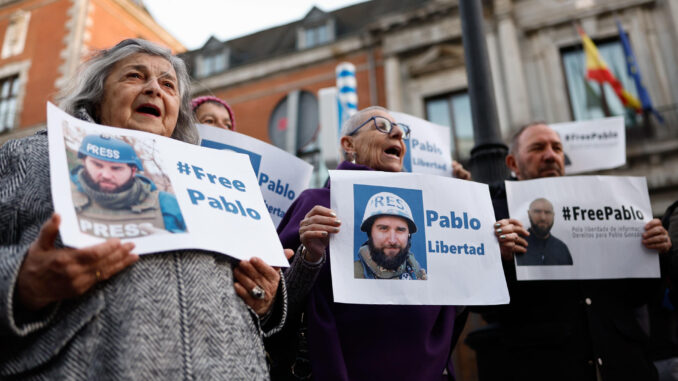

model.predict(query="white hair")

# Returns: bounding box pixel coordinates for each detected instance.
[339,106,390,137]
[57,39,198,144]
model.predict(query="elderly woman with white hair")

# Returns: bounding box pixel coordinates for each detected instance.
[267,106,477,380]
[0,39,286,380]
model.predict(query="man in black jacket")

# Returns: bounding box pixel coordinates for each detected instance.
[468,122,672,381]
[648,201,678,380]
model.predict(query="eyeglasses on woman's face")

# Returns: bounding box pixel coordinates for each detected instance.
[349,116,410,140]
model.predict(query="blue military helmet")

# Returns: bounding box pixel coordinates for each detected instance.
[360,191,417,234]
[77,134,144,170]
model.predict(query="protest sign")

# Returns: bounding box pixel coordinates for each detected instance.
[198,124,313,226]
[329,170,509,305]
[47,102,288,267]
[506,176,659,280]
[391,112,452,177]
[550,117,625,174]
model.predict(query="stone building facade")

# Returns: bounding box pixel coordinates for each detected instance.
[184,0,678,215]
[180,1,426,183]
[0,0,183,144]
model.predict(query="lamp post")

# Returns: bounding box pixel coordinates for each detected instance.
[459,0,509,184]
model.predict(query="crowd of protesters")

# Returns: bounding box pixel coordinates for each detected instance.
[0,38,676,381]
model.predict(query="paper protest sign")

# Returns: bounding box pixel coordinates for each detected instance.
[550,117,625,174]
[506,176,659,280]
[391,112,452,177]
[197,124,313,226]
[47,102,288,266]
[329,170,509,305]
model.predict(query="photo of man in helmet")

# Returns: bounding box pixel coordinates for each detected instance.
[354,191,427,280]
[69,134,187,238]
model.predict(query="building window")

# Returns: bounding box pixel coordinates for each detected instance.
[196,51,228,78]
[425,91,474,161]
[268,90,326,187]
[0,75,19,132]
[2,10,30,59]
[561,38,639,127]
[297,19,335,50]
[305,24,330,48]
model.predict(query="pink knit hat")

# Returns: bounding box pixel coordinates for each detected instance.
[191,96,236,131]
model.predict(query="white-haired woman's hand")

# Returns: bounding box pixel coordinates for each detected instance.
[17,214,138,311]
[234,249,293,316]
[299,206,341,262]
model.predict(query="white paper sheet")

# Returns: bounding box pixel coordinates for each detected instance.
[48,102,288,266]
[198,124,313,227]
[329,170,509,305]
[391,112,452,177]
[550,117,626,174]
[506,176,659,280]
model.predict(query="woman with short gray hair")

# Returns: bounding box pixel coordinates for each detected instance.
[0,39,284,380]
[268,106,470,380]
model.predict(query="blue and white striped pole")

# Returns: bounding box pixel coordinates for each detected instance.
[336,62,357,137]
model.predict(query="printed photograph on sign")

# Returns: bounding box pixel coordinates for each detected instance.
[517,197,573,267]
[63,121,187,239]
[353,185,427,280]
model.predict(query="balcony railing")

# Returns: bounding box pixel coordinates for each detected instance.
[627,103,678,142]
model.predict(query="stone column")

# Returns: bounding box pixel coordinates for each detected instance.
[459,0,509,183]
[384,55,403,111]
[56,0,90,91]
[486,30,510,137]
[494,0,531,128]
[667,0,678,46]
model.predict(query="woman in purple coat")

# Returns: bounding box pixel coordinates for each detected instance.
[270,106,473,380]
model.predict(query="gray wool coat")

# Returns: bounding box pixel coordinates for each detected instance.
[0,132,277,380]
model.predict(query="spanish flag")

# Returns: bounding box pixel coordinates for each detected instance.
[578,26,642,112]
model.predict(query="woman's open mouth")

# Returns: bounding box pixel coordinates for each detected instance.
[135,104,161,118]
[384,145,402,160]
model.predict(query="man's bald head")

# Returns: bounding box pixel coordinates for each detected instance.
[506,123,565,180]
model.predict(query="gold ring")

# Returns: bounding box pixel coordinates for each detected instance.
[95,270,102,282]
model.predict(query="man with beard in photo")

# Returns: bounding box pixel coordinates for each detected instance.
[517,197,572,266]
[70,134,186,238]
[354,191,427,280]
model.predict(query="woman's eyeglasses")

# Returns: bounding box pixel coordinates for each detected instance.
[349,116,411,140]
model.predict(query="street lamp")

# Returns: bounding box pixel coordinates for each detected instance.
[458,0,509,184]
